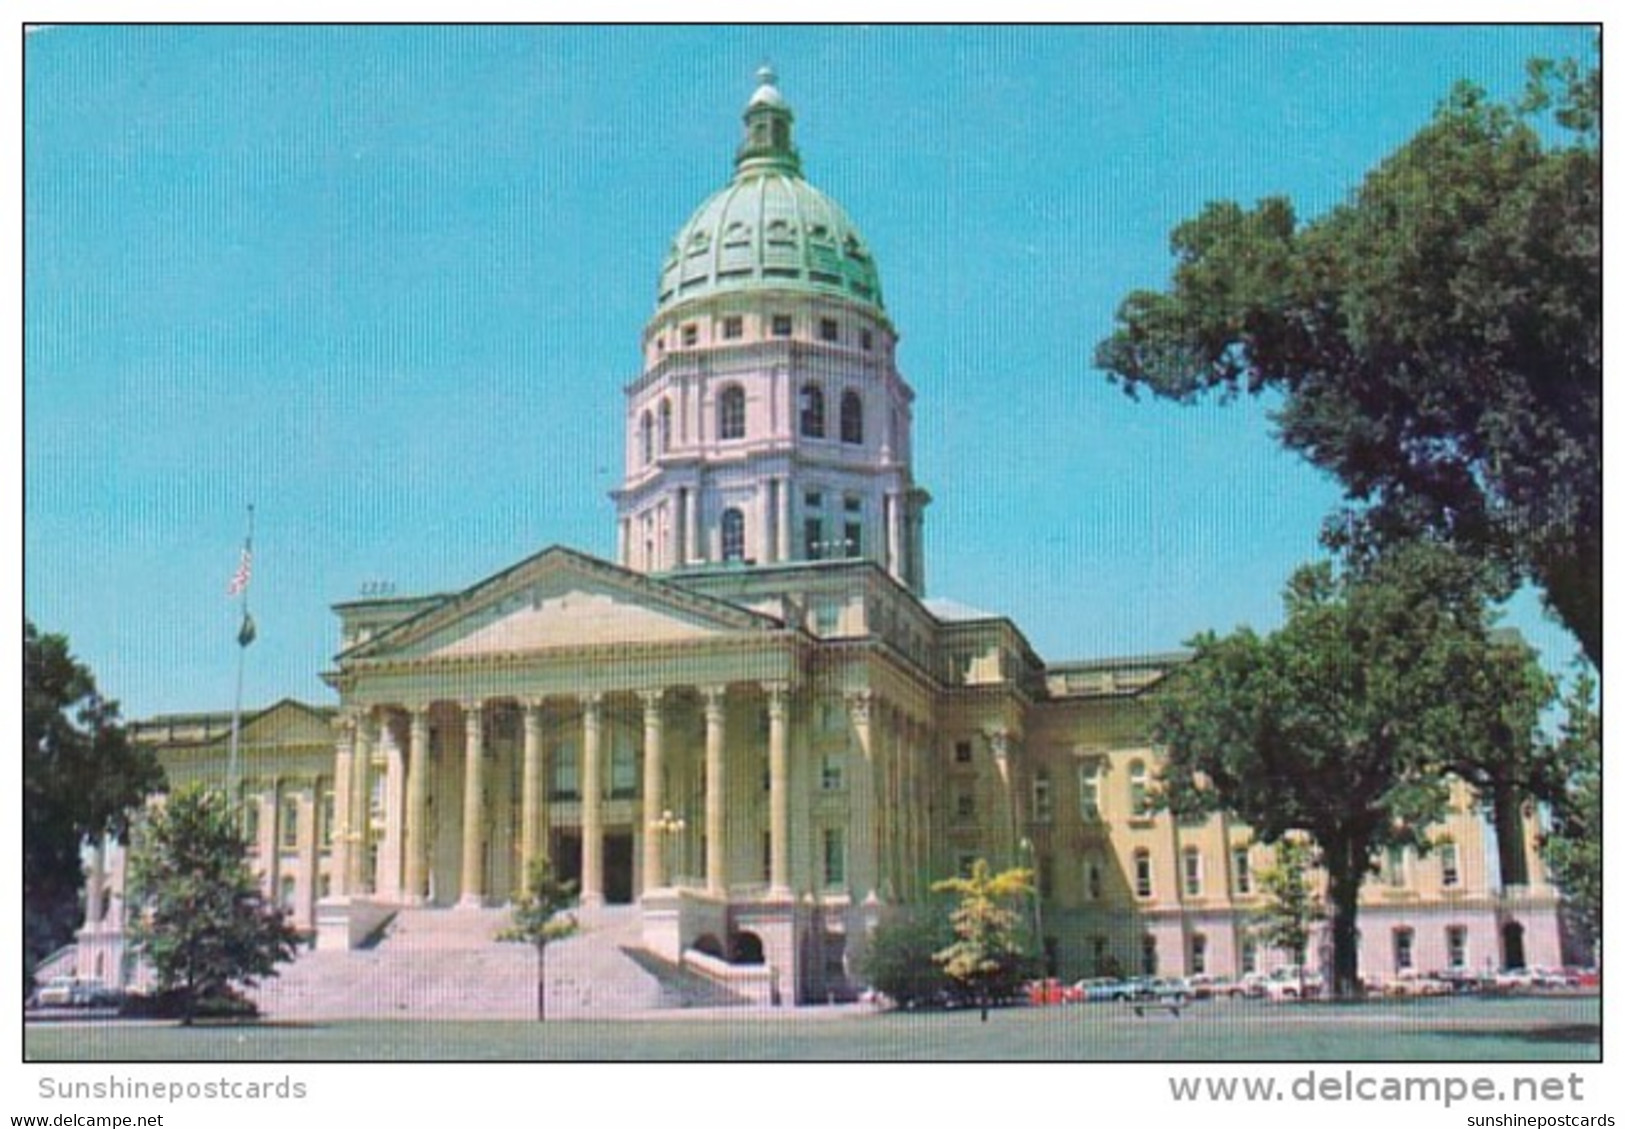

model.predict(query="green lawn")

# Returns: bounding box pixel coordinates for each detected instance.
[25,996,1599,1061]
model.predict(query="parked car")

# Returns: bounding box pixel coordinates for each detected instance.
[35,976,103,1007]
[1262,968,1323,1001]
[1188,974,1248,1000]
[1141,977,1193,1003]
[1025,978,1080,1006]
[1073,977,1132,1003]
[1388,970,1453,997]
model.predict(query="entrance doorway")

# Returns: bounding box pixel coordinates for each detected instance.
[605,832,634,904]
[553,831,583,891]
[1501,921,1527,970]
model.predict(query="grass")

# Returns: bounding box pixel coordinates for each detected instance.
[25,995,1599,1062]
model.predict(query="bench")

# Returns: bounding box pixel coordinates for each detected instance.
[1129,1000,1184,1018]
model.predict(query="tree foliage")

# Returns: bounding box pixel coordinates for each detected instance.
[1095,54,1600,669]
[930,860,1034,1020]
[499,857,580,1021]
[127,785,301,1024]
[1540,675,1599,955]
[23,619,163,987]
[859,904,954,1009]
[1250,834,1324,981]
[1154,544,1554,997]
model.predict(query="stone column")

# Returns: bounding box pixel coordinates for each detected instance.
[403,707,431,905]
[886,492,903,581]
[639,690,667,891]
[685,486,701,565]
[987,727,1016,870]
[580,693,604,907]
[767,683,791,897]
[349,716,375,894]
[776,477,792,562]
[703,685,728,894]
[519,701,544,889]
[757,480,773,563]
[845,691,876,901]
[330,716,355,898]
[458,702,485,907]
[84,839,105,927]
[618,518,629,568]
[379,719,407,899]
[296,787,319,927]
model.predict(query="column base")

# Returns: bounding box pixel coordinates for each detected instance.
[456,894,486,909]
[580,891,605,909]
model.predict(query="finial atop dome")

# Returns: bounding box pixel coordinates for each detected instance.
[737,65,799,175]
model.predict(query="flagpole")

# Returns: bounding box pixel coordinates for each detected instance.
[227,504,255,805]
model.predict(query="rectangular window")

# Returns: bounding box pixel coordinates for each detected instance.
[681,323,699,347]
[1141,935,1159,976]
[1134,850,1153,899]
[771,313,793,338]
[823,828,846,886]
[1241,938,1258,975]
[1183,848,1203,897]
[1190,933,1208,976]
[1231,846,1252,895]
[1394,928,1415,972]
[551,742,579,799]
[1446,926,1468,969]
[1385,845,1407,888]
[610,737,638,799]
[956,791,976,820]
[843,494,863,513]
[804,490,823,509]
[281,796,301,851]
[860,327,874,351]
[1032,772,1053,822]
[804,517,825,560]
[844,522,862,557]
[1085,858,1103,901]
[1440,843,1460,888]
[721,315,744,340]
[243,800,260,847]
[957,853,978,879]
[279,874,297,909]
[1077,762,1101,820]
[819,317,839,342]
[820,752,844,791]
[954,740,973,764]
[319,791,335,849]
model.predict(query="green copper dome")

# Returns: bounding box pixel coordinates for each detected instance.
[655,69,884,314]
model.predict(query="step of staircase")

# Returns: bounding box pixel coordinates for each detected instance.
[249,904,731,1020]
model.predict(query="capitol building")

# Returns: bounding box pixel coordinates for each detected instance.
[75,71,1563,1006]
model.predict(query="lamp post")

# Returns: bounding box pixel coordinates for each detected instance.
[651,809,686,889]
[1018,836,1045,975]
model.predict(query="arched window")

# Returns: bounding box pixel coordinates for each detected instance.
[658,398,672,452]
[1133,848,1153,898]
[718,384,746,440]
[640,409,654,465]
[840,390,864,443]
[721,508,746,562]
[799,383,826,438]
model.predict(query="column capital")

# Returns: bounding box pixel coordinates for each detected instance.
[637,688,667,712]
[406,701,434,720]
[764,681,791,715]
[580,692,604,721]
[701,684,728,715]
[460,699,484,718]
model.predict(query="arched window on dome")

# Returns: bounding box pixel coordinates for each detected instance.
[658,399,672,453]
[799,384,826,439]
[721,508,746,563]
[718,384,746,441]
[640,410,654,465]
[840,390,863,444]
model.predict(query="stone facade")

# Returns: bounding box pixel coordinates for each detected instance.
[78,70,1564,1004]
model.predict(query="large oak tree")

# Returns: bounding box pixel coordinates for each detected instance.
[1096,57,1600,668]
[1154,545,1555,997]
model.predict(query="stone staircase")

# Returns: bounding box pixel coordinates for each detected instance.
[250,904,722,1020]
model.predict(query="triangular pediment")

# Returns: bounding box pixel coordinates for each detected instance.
[239,699,336,745]
[343,546,778,663]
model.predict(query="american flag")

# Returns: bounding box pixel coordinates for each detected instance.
[227,545,253,596]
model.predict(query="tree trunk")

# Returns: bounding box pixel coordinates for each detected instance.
[536,944,546,1023]
[1492,781,1530,888]
[1324,843,1365,1000]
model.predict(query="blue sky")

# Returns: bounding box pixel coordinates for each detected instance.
[24,25,1595,719]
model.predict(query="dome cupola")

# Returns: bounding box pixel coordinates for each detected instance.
[655,69,885,315]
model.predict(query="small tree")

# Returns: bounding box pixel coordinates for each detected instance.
[931,860,1033,1022]
[859,904,953,1009]
[126,785,300,1025]
[1250,834,1325,997]
[499,857,579,1022]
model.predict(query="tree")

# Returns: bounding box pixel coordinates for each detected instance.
[1095,53,1600,669]
[1540,675,1599,957]
[499,857,580,1022]
[23,619,164,989]
[1153,544,1544,998]
[859,904,953,1009]
[126,784,300,1024]
[1250,834,1324,996]
[930,859,1034,1021]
